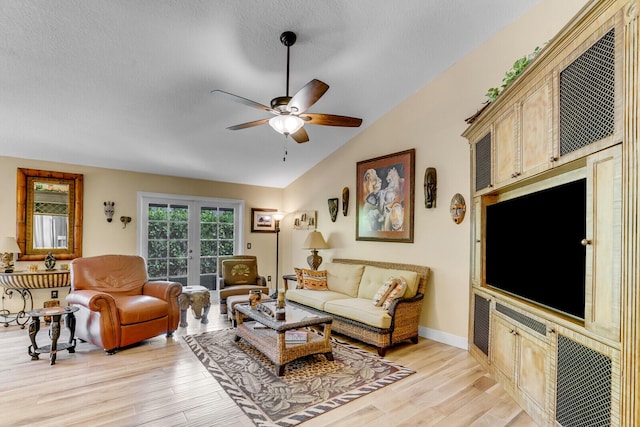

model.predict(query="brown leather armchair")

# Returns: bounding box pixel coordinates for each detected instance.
[66,254,182,354]
[217,255,268,314]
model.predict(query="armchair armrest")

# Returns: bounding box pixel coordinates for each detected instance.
[66,289,121,351]
[66,289,117,313]
[143,280,183,301]
[142,280,183,332]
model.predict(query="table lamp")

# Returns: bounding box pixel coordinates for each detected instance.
[302,231,329,270]
[0,236,21,273]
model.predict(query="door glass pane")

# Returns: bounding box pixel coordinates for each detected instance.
[147,203,189,286]
[199,207,235,289]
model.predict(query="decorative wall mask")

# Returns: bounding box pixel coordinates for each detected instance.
[104,201,115,222]
[328,198,339,222]
[450,193,466,224]
[342,187,349,216]
[120,216,132,229]
[424,168,437,208]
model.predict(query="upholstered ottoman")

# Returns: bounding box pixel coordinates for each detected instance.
[226,293,272,325]
[178,285,211,327]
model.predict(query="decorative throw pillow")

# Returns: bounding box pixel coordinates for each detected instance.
[372,277,401,306]
[382,277,408,310]
[301,268,328,290]
[294,267,304,289]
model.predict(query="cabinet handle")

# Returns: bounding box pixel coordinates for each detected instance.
[510,329,518,335]
[549,156,558,162]
[511,172,521,178]
[581,238,592,246]
[547,327,556,334]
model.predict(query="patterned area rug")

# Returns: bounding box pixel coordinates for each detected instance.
[184,328,415,426]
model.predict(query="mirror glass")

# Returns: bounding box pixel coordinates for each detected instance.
[17,168,83,261]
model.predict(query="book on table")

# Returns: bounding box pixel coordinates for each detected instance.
[285,330,307,342]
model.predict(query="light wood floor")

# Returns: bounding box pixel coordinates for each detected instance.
[0,300,538,427]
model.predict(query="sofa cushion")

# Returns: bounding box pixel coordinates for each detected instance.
[381,278,408,310]
[324,298,392,329]
[357,265,419,299]
[325,262,365,297]
[286,289,347,311]
[223,259,258,285]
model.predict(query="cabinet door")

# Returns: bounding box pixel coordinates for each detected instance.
[520,79,553,176]
[471,197,482,286]
[493,108,518,187]
[585,144,622,341]
[517,328,550,413]
[491,315,517,381]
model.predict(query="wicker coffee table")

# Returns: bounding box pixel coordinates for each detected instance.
[234,301,334,376]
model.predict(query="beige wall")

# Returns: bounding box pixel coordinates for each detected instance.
[282,0,589,347]
[0,0,588,347]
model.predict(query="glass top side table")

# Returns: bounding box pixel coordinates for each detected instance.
[27,305,78,365]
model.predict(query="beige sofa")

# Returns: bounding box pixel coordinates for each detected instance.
[284,258,430,356]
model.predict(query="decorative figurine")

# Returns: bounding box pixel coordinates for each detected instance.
[44,251,56,271]
[424,167,437,208]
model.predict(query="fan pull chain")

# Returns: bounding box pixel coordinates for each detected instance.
[282,141,288,162]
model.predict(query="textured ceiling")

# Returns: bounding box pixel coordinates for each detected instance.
[0,0,541,188]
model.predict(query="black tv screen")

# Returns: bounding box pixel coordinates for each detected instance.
[485,178,586,320]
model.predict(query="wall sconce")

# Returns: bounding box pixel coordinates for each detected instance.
[120,216,132,229]
[104,201,115,222]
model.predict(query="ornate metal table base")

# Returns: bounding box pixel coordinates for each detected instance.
[1,288,33,328]
[0,270,70,328]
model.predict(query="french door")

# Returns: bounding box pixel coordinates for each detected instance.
[138,193,244,289]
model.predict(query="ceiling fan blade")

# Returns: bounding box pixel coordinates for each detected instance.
[287,79,329,114]
[290,127,309,143]
[301,113,363,127]
[226,118,270,130]
[211,89,275,113]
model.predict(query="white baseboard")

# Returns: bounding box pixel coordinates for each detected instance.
[418,326,468,350]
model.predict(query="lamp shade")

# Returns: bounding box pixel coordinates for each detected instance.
[269,115,304,135]
[0,236,20,253]
[302,231,329,250]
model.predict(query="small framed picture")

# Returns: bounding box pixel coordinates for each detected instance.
[251,208,277,233]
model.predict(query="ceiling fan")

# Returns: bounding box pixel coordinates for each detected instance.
[212,31,362,144]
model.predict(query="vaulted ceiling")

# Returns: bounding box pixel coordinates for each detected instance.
[1,0,541,188]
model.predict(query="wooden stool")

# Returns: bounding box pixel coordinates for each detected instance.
[178,285,211,327]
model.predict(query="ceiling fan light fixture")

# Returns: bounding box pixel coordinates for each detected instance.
[269,115,304,135]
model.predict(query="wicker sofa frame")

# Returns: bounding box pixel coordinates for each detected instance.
[286,258,430,356]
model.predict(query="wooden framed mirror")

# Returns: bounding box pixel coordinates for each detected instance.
[16,168,83,261]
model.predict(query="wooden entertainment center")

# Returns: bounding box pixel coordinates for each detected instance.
[462,1,639,426]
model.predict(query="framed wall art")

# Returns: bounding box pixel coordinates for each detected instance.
[356,148,415,242]
[292,210,317,230]
[250,208,277,233]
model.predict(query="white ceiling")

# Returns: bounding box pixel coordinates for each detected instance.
[0,0,541,188]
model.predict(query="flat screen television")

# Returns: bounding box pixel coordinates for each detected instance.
[485,178,586,320]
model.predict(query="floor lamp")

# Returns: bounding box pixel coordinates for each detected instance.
[271,212,285,299]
